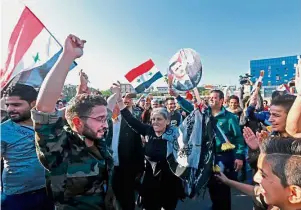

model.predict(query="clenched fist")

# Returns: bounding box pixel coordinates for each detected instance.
[63,34,86,60]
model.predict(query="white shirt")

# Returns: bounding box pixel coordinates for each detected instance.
[111,115,121,166]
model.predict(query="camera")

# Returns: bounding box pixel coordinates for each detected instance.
[239,73,253,85]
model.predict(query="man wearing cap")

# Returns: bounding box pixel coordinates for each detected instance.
[110,92,144,210]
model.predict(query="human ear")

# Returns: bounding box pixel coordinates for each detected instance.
[30,100,36,108]
[72,116,82,131]
[288,185,301,204]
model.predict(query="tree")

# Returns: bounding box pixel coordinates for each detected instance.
[100,89,112,97]
[197,86,206,92]
[62,84,77,102]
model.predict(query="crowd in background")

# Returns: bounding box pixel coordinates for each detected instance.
[1,34,301,210]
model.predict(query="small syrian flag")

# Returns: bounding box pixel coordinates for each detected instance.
[125,59,163,93]
[1,2,76,90]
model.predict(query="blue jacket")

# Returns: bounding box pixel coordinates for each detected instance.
[246,105,271,126]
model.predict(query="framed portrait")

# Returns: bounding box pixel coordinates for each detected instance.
[168,48,202,91]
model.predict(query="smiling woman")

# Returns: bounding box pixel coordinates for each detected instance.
[112,83,185,210]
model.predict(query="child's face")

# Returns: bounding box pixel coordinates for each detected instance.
[253,154,288,207]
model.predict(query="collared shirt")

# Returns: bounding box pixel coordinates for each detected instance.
[111,107,143,169]
[112,115,121,166]
[1,119,45,195]
[31,108,113,210]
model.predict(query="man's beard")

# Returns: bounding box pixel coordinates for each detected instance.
[8,110,31,123]
[82,124,106,142]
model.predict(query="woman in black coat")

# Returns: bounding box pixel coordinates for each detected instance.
[115,88,185,210]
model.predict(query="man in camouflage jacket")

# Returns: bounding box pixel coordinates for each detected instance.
[32,34,114,210]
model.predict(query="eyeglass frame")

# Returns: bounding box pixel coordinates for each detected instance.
[79,116,107,123]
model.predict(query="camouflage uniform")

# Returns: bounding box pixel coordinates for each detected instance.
[31,109,113,210]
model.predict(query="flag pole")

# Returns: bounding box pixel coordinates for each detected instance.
[17,0,62,47]
[23,5,77,67]
[24,6,63,48]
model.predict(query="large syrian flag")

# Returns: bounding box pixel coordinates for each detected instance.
[125,59,162,93]
[1,2,76,90]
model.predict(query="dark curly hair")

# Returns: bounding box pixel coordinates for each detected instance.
[3,84,38,104]
[65,94,107,125]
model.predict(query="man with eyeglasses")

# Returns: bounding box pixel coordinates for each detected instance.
[31,35,114,210]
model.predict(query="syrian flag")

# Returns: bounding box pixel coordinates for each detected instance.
[125,59,163,93]
[1,2,76,90]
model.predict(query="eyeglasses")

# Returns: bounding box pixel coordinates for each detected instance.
[80,116,107,123]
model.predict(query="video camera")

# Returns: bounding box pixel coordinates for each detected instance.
[239,73,253,85]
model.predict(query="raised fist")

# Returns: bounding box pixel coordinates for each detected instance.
[63,34,86,60]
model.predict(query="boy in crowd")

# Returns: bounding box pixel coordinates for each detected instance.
[216,137,301,210]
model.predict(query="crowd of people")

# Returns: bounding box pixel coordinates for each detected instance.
[1,34,301,210]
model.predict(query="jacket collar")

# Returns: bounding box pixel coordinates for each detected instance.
[207,106,226,117]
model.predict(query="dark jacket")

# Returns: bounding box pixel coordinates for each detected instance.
[118,108,144,173]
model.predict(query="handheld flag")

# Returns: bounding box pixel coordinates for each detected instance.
[1,3,76,90]
[125,59,162,93]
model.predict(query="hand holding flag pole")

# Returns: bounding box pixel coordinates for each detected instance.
[167,73,174,88]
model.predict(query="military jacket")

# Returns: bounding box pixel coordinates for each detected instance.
[31,109,113,210]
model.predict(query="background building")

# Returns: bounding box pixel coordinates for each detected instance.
[250,55,300,86]
[120,83,136,94]
[120,83,154,94]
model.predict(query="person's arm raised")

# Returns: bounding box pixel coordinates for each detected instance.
[169,88,194,114]
[112,83,149,136]
[76,69,91,95]
[36,35,86,113]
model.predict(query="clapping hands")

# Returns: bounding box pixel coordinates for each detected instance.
[243,127,269,150]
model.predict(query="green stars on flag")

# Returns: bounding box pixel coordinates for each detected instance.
[137,78,141,83]
[149,72,153,76]
[33,52,41,63]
